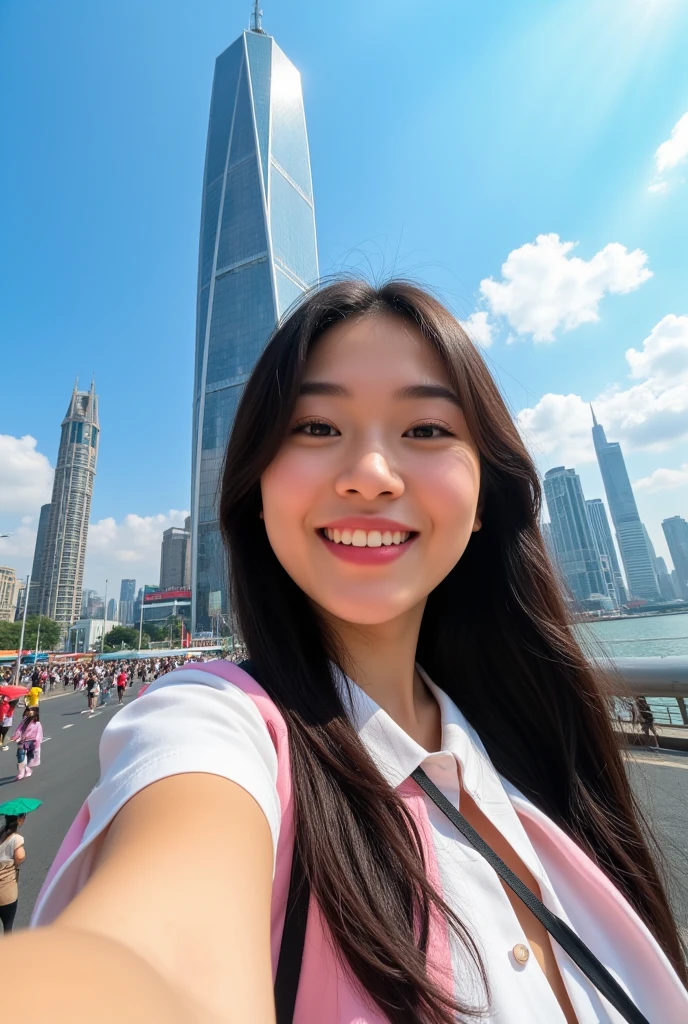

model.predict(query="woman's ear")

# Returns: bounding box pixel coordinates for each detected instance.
[259,509,264,520]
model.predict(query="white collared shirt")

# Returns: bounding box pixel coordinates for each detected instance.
[32,664,685,1023]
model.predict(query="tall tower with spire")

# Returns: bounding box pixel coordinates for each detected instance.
[591,408,659,601]
[38,378,99,628]
[190,6,319,633]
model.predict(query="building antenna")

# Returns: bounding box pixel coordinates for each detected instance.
[590,403,598,427]
[250,0,264,32]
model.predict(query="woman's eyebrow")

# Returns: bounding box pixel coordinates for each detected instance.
[394,383,461,407]
[298,381,461,406]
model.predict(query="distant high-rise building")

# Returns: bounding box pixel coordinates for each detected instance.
[662,516,688,599]
[543,467,606,604]
[585,498,626,606]
[0,567,18,623]
[86,594,104,620]
[655,556,679,601]
[39,379,99,628]
[119,578,136,625]
[183,516,191,590]
[191,12,319,633]
[26,503,52,616]
[160,526,191,591]
[81,588,97,618]
[107,598,118,621]
[591,408,659,601]
[14,579,27,622]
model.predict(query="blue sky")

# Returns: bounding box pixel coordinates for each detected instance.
[1,0,688,592]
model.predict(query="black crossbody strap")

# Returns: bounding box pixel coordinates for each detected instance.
[274,843,311,1024]
[411,767,650,1024]
[237,661,311,1022]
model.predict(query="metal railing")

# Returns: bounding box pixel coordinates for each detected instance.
[603,656,688,727]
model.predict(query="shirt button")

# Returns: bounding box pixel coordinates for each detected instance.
[512,943,530,965]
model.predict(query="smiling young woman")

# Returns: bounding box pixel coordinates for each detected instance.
[14,281,688,1024]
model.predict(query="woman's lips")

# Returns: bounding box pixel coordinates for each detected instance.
[317,529,418,565]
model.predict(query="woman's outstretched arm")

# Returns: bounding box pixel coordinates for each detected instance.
[1,773,276,1024]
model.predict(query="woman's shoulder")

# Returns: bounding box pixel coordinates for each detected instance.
[94,661,283,838]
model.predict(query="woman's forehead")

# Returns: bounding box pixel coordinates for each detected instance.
[306,314,450,385]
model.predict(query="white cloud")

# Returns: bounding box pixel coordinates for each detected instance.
[83,509,189,592]
[0,434,53,515]
[480,233,652,342]
[634,463,688,494]
[649,111,688,192]
[461,311,493,348]
[626,314,688,382]
[517,313,688,466]
[655,111,688,173]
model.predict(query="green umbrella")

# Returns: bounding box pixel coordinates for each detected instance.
[0,798,42,816]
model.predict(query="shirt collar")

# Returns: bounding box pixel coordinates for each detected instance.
[333,662,496,801]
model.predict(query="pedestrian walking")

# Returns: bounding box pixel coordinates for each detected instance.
[634,696,661,752]
[12,707,43,781]
[86,675,100,715]
[24,682,42,709]
[0,697,16,751]
[13,281,688,1021]
[0,815,26,934]
[0,798,41,935]
[116,668,127,704]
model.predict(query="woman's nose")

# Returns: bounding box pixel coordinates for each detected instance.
[334,450,404,500]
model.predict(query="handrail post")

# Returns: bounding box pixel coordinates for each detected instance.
[678,697,688,726]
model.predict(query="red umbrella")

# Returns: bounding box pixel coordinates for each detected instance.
[0,685,29,699]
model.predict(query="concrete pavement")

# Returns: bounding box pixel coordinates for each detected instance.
[2,686,687,941]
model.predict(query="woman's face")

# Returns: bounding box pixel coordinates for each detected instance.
[261,314,482,627]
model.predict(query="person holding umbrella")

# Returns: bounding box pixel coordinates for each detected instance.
[0,685,29,754]
[12,707,43,780]
[0,797,41,933]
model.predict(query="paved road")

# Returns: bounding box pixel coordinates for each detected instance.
[625,749,688,942]
[3,687,687,941]
[0,685,137,928]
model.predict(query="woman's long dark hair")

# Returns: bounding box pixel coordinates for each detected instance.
[0,816,21,844]
[220,279,686,1022]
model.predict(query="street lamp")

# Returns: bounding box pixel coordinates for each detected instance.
[14,573,31,684]
[101,578,108,654]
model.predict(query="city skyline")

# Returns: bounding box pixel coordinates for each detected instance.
[2,1,688,597]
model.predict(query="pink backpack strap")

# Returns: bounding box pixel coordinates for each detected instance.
[34,800,91,909]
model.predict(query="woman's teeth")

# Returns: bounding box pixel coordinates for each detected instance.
[323,528,411,547]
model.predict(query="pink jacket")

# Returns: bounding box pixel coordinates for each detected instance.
[33,660,688,1022]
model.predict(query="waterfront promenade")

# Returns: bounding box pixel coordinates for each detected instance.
[4,685,687,943]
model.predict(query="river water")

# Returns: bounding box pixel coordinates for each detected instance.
[573,612,688,726]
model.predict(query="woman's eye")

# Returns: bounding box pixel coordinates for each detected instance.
[294,421,339,437]
[404,423,452,439]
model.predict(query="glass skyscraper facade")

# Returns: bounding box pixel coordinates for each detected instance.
[662,516,688,599]
[190,20,319,633]
[585,498,626,606]
[591,409,660,601]
[543,466,606,605]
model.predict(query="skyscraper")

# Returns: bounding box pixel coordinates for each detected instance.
[39,379,99,629]
[543,467,606,604]
[119,578,137,625]
[662,516,688,599]
[26,503,52,616]
[160,525,191,591]
[585,498,626,606]
[190,7,319,632]
[590,408,659,601]
[655,556,679,601]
